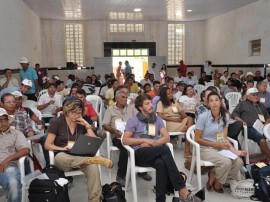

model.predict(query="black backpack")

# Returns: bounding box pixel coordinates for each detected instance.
[250,164,270,202]
[28,165,70,202]
[102,182,126,202]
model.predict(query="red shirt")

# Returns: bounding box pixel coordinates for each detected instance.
[84,102,97,119]
[178,65,187,77]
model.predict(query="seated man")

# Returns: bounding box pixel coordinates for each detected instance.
[123,94,202,202]
[103,88,151,186]
[1,93,35,138]
[232,87,270,159]
[76,88,98,122]
[105,79,119,106]
[147,81,160,99]
[37,83,63,123]
[0,107,30,201]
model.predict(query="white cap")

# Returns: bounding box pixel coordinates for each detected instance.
[11,91,23,97]
[52,75,60,81]
[21,79,32,87]
[246,72,254,77]
[19,57,29,64]
[42,76,50,83]
[0,108,9,117]
[247,87,259,95]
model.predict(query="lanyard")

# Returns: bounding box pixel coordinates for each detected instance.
[66,123,77,142]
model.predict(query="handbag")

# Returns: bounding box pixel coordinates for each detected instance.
[230,179,255,199]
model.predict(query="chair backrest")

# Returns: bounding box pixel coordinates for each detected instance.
[22,100,38,109]
[263,123,270,141]
[129,93,138,99]
[193,84,205,97]
[29,108,43,133]
[38,89,48,99]
[225,92,242,113]
[94,87,100,95]
[85,95,104,129]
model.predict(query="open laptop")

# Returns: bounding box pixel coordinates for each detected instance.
[66,135,103,157]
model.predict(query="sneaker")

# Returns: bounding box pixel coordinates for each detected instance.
[88,156,113,168]
[116,176,125,187]
[179,193,202,202]
[138,172,152,181]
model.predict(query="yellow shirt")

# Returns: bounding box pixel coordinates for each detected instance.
[130,83,140,93]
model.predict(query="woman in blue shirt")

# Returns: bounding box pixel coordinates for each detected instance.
[195,91,246,193]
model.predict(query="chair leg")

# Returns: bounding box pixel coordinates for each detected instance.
[125,159,131,190]
[196,162,202,191]
[130,165,138,202]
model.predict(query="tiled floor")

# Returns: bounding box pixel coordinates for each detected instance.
[1,141,253,202]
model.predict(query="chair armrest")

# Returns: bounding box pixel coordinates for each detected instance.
[18,156,27,181]
[49,151,55,164]
[228,137,238,150]
[165,143,174,159]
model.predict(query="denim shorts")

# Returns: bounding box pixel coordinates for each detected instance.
[247,126,266,145]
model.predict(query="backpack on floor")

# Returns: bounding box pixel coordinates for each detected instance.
[102,182,126,202]
[250,164,270,202]
[28,164,70,202]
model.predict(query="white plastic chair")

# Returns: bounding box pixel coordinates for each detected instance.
[194,84,205,97]
[106,131,119,178]
[163,120,186,148]
[94,87,100,95]
[128,93,138,99]
[186,125,240,190]
[19,155,33,202]
[86,95,104,130]
[121,135,175,202]
[263,123,270,141]
[22,100,38,109]
[225,92,242,113]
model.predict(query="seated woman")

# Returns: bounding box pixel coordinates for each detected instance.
[178,85,200,119]
[157,87,193,158]
[45,97,113,202]
[123,94,202,202]
[195,91,246,193]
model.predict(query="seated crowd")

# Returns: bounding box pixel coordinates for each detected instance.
[1,57,270,202]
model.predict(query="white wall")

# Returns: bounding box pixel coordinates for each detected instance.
[0,0,41,69]
[204,0,270,64]
[41,19,205,67]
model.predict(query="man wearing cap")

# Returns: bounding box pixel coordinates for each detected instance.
[19,57,39,101]
[0,68,19,90]
[0,107,30,202]
[1,93,35,138]
[0,79,32,102]
[245,72,257,86]
[232,87,270,159]
[178,60,187,77]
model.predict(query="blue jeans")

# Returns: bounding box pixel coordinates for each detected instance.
[0,165,22,202]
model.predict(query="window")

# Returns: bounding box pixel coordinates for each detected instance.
[112,49,148,57]
[109,23,144,33]
[250,39,261,56]
[168,24,184,64]
[65,23,84,66]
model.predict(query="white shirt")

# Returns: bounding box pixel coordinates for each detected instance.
[204,64,212,75]
[174,76,185,83]
[173,91,182,101]
[148,67,158,80]
[100,86,109,97]
[0,77,19,88]
[38,93,63,116]
[220,76,228,84]
[184,77,197,86]
[140,79,151,87]
[179,95,197,113]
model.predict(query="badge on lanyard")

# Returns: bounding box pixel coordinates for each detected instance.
[216,132,224,142]
[258,114,265,123]
[68,141,75,148]
[148,124,156,136]
[115,118,122,123]
[172,106,178,113]
[260,98,266,104]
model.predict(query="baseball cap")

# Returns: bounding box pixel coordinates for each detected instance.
[247,87,259,95]
[0,108,14,123]
[11,91,22,97]
[42,76,49,83]
[21,79,33,87]
[246,72,254,77]
[19,57,29,64]
[52,75,60,81]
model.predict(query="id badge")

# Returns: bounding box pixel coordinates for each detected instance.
[148,124,155,136]
[260,98,266,104]
[115,118,122,123]
[172,106,178,113]
[258,114,265,123]
[216,132,224,142]
[68,141,75,148]
[189,104,195,110]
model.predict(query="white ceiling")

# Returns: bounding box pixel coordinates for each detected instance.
[23,0,258,21]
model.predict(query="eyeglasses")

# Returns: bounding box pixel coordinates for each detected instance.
[70,111,82,116]
[0,118,8,124]
[3,101,16,104]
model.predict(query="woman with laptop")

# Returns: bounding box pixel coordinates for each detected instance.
[45,97,113,202]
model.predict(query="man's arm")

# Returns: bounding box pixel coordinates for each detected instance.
[122,130,155,146]
[0,148,29,172]
[103,124,122,138]
[35,79,39,97]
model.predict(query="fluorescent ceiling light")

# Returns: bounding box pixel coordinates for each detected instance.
[134,8,142,12]
[187,9,192,12]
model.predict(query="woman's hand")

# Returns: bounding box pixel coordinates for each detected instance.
[235,150,247,157]
[215,141,230,150]
[63,145,72,150]
[76,117,88,126]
